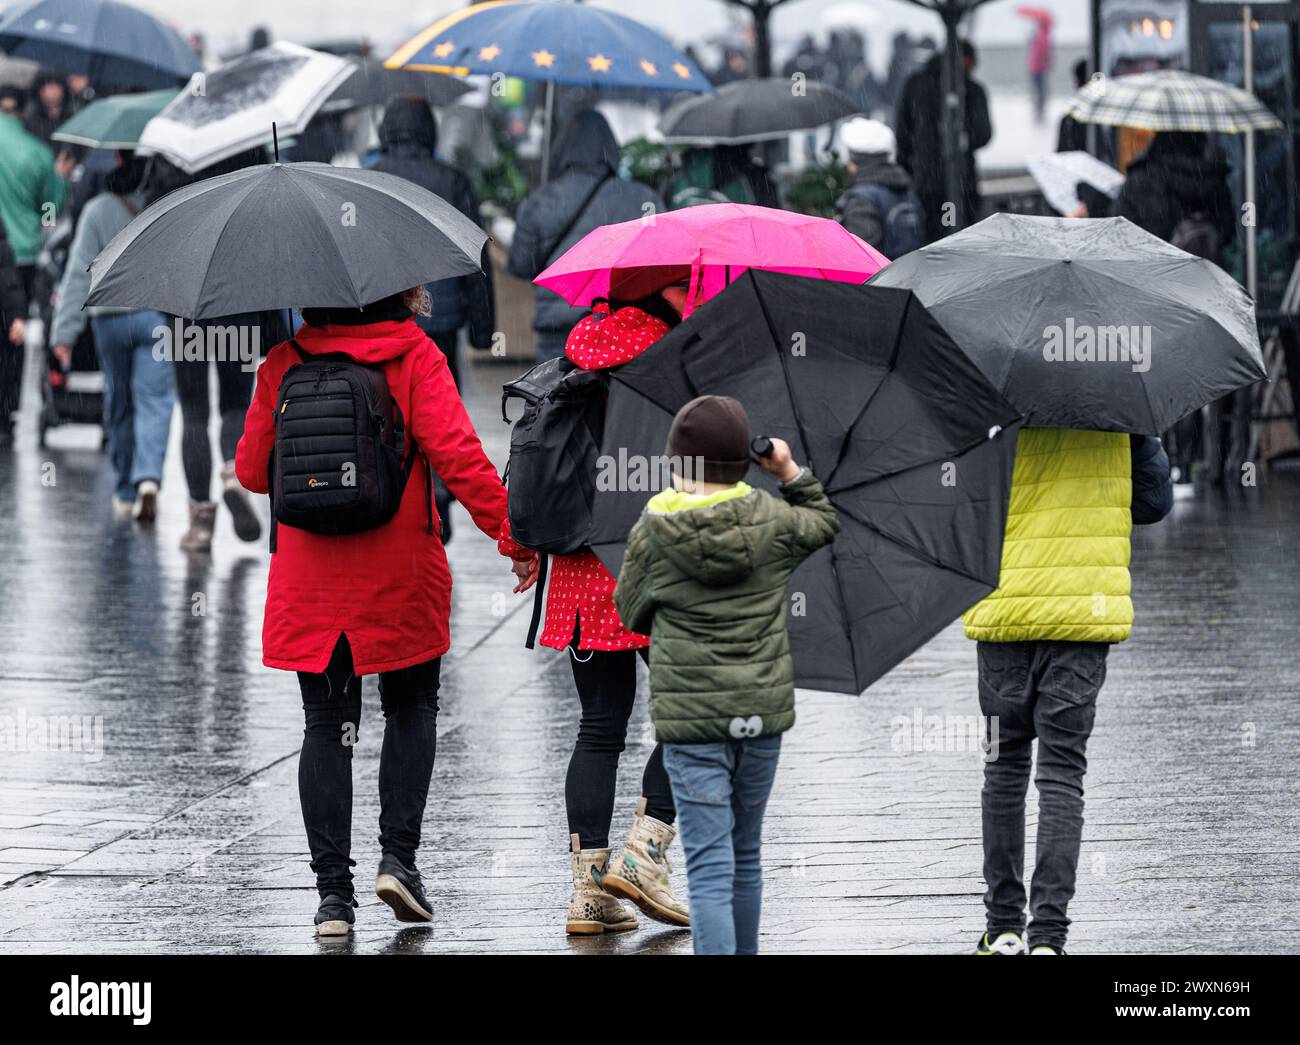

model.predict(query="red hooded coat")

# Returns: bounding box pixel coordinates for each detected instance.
[236,318,524,675]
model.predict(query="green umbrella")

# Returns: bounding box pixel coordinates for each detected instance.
[51,89,178,150]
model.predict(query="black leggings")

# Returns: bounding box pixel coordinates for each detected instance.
[173,357,254,502]
[297,635,441,902]
[565,633,674,850]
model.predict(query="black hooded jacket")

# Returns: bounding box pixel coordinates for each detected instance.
[1118,133,1236,251]
[370,97,495,347]
[894,54,992,202]
[508,110,663,334]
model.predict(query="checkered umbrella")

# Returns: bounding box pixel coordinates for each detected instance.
[1064,69,1281,134]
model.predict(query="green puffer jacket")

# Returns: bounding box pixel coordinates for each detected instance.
[614,470,839,743]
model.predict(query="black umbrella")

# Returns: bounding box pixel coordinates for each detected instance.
[660,77,858,145]
[0,0,200,89]
[870,213,1267,434]
[590,269,1022,695]
[86,162,488,319]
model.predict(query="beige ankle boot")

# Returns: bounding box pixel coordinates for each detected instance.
[604,798,690,927]
[566,834,638,936]
[179,500,217,552]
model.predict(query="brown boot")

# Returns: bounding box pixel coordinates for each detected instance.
[179,500,217,552]
[604,798,690,926]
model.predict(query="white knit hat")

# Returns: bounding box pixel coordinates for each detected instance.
[840,117,896,160]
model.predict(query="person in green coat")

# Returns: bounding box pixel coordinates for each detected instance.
[614,395,839,953]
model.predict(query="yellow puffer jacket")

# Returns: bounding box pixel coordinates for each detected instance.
[963,428,1132,643]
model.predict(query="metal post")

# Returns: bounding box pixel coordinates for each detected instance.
[1243,4,1258,300]
[540,78,555,184]
[940,3,965,232]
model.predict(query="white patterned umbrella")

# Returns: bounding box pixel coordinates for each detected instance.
[1064,69,1280,134]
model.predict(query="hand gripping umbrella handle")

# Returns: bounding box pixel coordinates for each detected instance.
[751,436,774,460]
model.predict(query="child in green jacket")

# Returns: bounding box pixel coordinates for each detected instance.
[614,394,839,954]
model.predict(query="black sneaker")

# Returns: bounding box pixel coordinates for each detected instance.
[315,894,356,937]
[975,930,1026,955]
[375,854,433,923]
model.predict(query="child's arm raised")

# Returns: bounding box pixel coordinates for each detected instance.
[758,438,840,563]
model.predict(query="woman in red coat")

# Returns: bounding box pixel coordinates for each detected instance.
[525,268,693,935]
[236,289,536,937]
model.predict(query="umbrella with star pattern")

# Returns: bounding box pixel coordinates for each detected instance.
[384,0,712,94]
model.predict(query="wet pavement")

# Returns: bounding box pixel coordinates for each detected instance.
[1,354,1298,954]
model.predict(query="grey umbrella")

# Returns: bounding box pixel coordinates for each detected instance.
[660,77,858,145]
[870,213,1266,435]
[86,162,488,319]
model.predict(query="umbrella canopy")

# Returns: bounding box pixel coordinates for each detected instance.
[384,0,712,93]
[85,161,488,319]
[1025,150,1124,217]
[50,88,176,149]
[1064,69,1281,134]
[326,59,472,111]
[659,78,858,145]
[0,0,200,89]
[536,203,890,314]
[136,42,353,173]
[590,269,1022,695]
[871,213,1266,435]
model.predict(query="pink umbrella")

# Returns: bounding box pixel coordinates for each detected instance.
[535,203,890,317]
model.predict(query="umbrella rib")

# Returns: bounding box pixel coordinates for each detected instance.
[748,276,861,689]
[823,292,911,490]
[282,170,366,308]
[834,499,994,590]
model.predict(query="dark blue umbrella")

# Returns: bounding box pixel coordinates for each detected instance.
[384,0,711,93]
[0,0,200,89]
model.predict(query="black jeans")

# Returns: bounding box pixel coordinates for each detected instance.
[977,640,1108,949]
[297,635,441,902]
[172,356,254,502]
[566,633,674,849]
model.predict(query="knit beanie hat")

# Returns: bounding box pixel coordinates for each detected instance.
[665,395,751,485]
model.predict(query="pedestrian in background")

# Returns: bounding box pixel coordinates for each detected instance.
[894,41,992,245]
[49,152,172,521]
[1118,131,1237,490]
[614,403,839,955]
[835,117,924,258]
[0,92,69,444]
[963,432,1173,955]
[508,110,662,361]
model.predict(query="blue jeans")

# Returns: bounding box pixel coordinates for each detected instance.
[662,734,782,955]
[91,310,173,500]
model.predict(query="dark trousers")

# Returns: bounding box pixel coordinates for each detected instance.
[172,357,254,502]
[566,636,675,849]
[977,639,1108,949]
[0,265,35,428]
[296,635,441,902]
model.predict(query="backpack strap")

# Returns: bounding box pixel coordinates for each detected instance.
[543,173,612,265]
[524,553,549,650]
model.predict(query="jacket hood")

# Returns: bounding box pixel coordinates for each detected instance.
[292,315,428,364]
[640,485,766,587]
[553,109,620,176]
[379,96,438,153]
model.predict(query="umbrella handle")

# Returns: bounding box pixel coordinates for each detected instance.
[751,436,774,460]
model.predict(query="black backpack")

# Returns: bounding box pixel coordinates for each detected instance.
[501,355,608,556]
[269,341,432,549]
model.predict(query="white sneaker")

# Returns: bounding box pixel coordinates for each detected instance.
[133,480,159,522]
[111,496,135,522]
